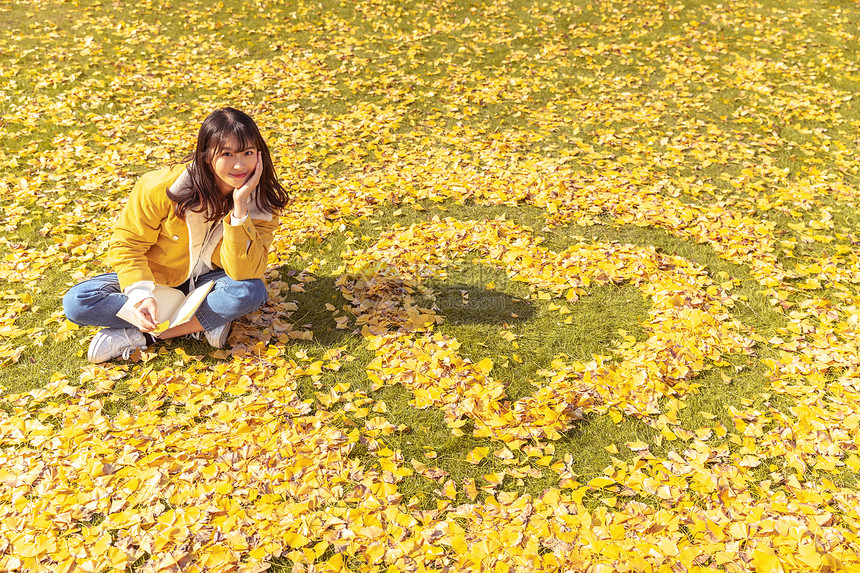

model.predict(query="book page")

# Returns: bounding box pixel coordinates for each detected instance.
[116,285,186,326]
[152,285,189,324]
[171,281,214,327]
[115,282,213,330]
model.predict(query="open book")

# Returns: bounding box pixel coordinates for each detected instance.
[116,281,214,334]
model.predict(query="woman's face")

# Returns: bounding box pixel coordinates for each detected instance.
[210,137,259,195]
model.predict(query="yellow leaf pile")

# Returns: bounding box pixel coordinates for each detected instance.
[347,219,753,439]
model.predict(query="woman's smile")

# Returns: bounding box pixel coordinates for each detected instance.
[210,136,258,193]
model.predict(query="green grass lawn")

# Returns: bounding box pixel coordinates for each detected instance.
[1,0,860,571]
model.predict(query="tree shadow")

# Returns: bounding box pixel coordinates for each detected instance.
[270,272,354,347]
[429,282,535,325]
[266,270,536,347]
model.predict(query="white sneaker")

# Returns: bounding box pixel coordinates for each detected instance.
[204,321,232,349]
[87,328,147,363]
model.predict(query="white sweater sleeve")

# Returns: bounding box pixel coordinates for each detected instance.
[124,280,155,307]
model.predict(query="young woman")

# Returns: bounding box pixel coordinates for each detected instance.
[63,107,289,362]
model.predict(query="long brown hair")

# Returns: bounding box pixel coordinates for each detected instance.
[169,107,289,221]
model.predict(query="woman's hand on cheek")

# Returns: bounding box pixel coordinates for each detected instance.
[232,152,262,220]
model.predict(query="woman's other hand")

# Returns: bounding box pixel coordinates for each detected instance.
[232,152,262,220]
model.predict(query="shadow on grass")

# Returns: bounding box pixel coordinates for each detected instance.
[430,283,536,325]
[276,270,537,348]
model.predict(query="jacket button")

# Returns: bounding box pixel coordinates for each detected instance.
[172,235,179,240]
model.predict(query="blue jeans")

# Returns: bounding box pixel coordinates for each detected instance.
[63,270,267,331]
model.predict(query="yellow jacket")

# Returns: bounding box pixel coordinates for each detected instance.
[107,164,279,291]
